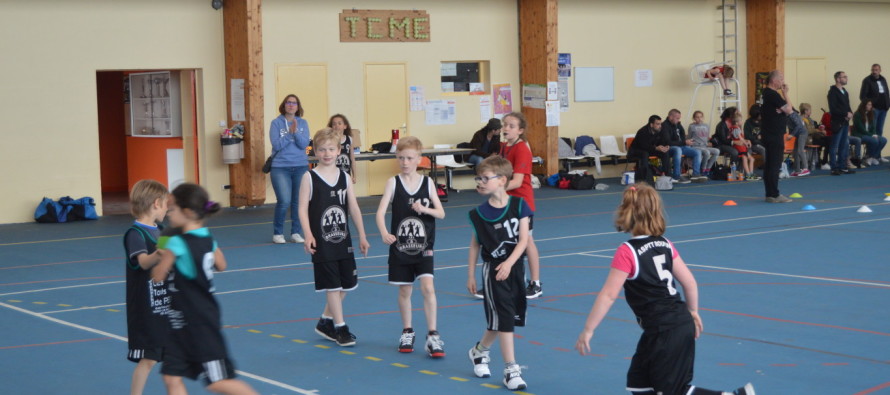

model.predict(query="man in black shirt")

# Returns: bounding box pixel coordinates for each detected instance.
[760,70,793,203]
[628,115,671,185]
[860,64,890,143]
[828,71,855,175]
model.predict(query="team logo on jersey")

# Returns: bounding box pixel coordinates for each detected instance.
[336,153,350,171]
[490,240,516,259]
[396,217,427,255]
[321,205,348,243]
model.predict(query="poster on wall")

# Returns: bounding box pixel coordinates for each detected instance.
[522,84,546,109]
[230,79,246,121]
[635,70,653,87]
[425,100,456,125]
[558,53,572,78]
[493,83,512,118]
[479,96,492,123]
[410,86,425,111]
[558,78,569,112]
[545,100,560,127]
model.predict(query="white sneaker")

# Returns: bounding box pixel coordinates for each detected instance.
[880,157,889,163]
[725,382,756,395]
[820,163,831,170]
[272,234,286,244]
[468,343,491,378]
[871,158,881,166]
[291,233,305,243]
[503,364,527,391]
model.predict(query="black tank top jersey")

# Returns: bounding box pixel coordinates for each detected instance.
[389,175,435,265]
[166,232,226,360]
[622,236,692,331]
[308,169,354,263]
[468,196,526,265]
[124,225,171,348]
[337,135,352,175]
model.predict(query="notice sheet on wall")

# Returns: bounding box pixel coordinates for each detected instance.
[479,96,492,123]
[545,100,560,127]
[230,79,245,121]
[425,100,456,125]
[493,83,512,117]
[522,84,546,109]
[410,86,425,111]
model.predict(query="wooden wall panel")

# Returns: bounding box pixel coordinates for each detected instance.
[746,0,785,105]
[519,0,558,176]
[224,0,266,206]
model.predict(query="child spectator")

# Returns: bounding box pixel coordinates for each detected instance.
[743,104,767,158]
[731,114,757,180]
[374,136,446,357]
[704,64,736,97]
[688,111,720,177]
[151,183,257,395]
[328,114,357,183]
[299,128,370,346]
[124,179,170,395]
[466,156,531,391]
[575,183,756,395]
[498,112,542,299]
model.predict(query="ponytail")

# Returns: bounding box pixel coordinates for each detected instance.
[614,184,666,236]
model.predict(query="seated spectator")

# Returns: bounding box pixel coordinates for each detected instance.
[852,100,888,166]
[713,107,741,167]
[688,111,720,177]
[743,104,767,158]
[662,109,704,183]
[731,113,758,180]
[628,115,671,185]
[800,103,829,168]
[467,118,502,166]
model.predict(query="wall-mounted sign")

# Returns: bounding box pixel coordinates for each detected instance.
[339,9,430,42]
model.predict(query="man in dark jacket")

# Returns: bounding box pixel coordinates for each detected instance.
[828,71,855,175]
[628,115,670,184]
[662,109,704,183]
[860,64,890,146]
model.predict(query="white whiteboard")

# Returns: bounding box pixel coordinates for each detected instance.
[574,67,614,102]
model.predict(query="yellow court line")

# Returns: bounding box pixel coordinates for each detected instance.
[7,300,21,303]
[32,301,46,305]
[481,383,501,389]
[391,363,409,368]
[291,339,307,344]
[365,356,382,361]
[314,344,330,349]
[339,350,356,355]
[270,334,285,338]
[449,377,469,382]
[247,329,263,334]
[106,309,120,312]
[418,370,438,375]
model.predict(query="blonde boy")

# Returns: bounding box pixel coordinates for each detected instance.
[466,156,531,391]
[123,179,170,395]
[375,136,446,357]
[299,128,370,346]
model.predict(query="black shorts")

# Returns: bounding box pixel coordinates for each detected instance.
[480,260,527,332]
[161,353,238,385]
[626,320,696,394]
[128,347,163,363]
[528,215,534,235]
[388,259,434,284]
[314,258,358,292]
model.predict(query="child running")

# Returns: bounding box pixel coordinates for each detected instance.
[300,128,370,346]
[151,183,257,395]
[328,114,357,184]
[498,112,542,299]
[124,179,170,395]
[375,136,446,357]
[574,183,755,395]
[466,156,531,391]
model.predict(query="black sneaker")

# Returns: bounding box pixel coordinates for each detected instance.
[525,281,542,299]
[841,168,855,174]
[831,169,841,176]
[314,318,336,341]
[335,324,356,347]
[734,383,756,395]
[473,288,484,299]
[398,329,415,353]
[425,331,445,358]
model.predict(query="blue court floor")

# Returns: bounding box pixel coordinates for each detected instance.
[1,167,889,394]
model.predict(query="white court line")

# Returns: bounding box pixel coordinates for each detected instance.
[5,206,888,299]
[0,300,319,394]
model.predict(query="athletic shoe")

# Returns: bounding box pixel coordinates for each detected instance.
[291,233,305,243]
[398,329,415,353]
[672,176,691,184]
[841,168,856,174]
[870,158,881,166]
[272,234,286,244]
[798,169,810,176]
[525,281,542,299]
[831,169,842,176]
[790,171,801,177]
[474,288,485,299]
[691,175,708,183]
[425,331,445,358]
[880,157,889,163]
[821,163,831,170]
[468,343,491,378]
[335,325,356,347]
[503,364,527,391]
[765,195,792,203]
[723,89,735,97]
[749,173,762,181]
[315,318,336,341]
[732,382,756,395]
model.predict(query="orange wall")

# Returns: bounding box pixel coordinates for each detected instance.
[97,71,128,193]
[126,137,183,191]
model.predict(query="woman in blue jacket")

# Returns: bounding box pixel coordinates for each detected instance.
[269,94,311,244]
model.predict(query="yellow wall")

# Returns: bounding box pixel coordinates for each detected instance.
[1,0,887,224]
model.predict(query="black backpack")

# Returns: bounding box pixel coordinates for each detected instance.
[709,164,731,180]
[570,174,596,190]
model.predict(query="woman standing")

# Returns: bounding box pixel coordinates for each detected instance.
[269,94,311,244]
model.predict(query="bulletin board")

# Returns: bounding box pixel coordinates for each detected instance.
[574,67,614,102]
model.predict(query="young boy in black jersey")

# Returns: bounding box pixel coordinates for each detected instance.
[299,128,370,347]
[374,136,446,357]
[123,179,170,395]
[466,156,531,391]
[575,183,755,395]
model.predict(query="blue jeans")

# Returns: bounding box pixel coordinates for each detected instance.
[874,108,887,137]
[467,154,484,166]
[860,134,888,158]
[270,166,308,236]
[829,123,850,171]
[668,146,702,177]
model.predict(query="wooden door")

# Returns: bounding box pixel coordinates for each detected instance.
[363,63,407,195]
